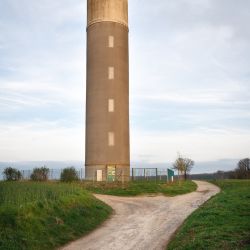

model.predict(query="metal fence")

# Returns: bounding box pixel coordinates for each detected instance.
[0,167,174,182]
[0,168,85,181]
[131,168,174,181]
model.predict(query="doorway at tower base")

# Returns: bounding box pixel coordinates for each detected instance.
[85,165,130,182]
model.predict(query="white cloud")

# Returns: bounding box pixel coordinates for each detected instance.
[0,121,84,161]
[0,79,85,108]
[0,0,249,168]
[131,128,250,163]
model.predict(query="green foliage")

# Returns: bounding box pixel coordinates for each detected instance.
[173,154,195,180]
[3,167,22,181]
[60,167,79,182]
[30,167,49,181]
[167,180,250,250]
[0,182,111,250]
[81,180,197,196]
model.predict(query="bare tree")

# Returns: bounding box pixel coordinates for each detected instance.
[238,158,250,171]
[173,154,195,180]
[235,158,250,179]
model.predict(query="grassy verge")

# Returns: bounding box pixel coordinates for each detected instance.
[0,182,111,250]
[81,180,197,196]
[167,180,250,250]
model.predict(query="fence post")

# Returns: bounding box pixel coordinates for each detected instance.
[122,170,124,187]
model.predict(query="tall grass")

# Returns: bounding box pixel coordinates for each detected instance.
[0,181,111,250]
[0,182,82,207]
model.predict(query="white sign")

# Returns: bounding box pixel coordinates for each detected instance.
[97,170,103,182]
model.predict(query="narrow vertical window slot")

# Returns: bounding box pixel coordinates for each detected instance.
[108,132,115,146]
[108,36,114,48]
[108,99,115,112]
[108,67,114,79]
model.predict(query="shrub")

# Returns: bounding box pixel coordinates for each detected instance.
[30,167,49,181]
[3,167,22,181]
[60,167,79,182]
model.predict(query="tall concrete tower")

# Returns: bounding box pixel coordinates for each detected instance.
[85,0,130,181]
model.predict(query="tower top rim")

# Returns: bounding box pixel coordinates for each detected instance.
[87,0,128,28]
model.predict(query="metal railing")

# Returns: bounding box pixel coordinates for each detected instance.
[131,168,174,182]
[0,167,174,182]
[0,168,85,181]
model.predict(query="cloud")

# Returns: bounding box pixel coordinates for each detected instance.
[0,1,86,128]
[0,0,249,168]
[0,121,84,162]
[131,128,250,163]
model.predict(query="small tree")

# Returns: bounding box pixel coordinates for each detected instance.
[60,167,79,182]
[3,167,22,181]
[173,154,194,180]
[30,166,49,181]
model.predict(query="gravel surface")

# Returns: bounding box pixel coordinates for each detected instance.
[60,181,220,250]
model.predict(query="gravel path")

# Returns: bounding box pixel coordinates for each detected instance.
[60,181,220,250]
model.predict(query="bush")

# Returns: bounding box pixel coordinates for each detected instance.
[3,167,22,181]
[30,167,49,181]
[60,167,79,182]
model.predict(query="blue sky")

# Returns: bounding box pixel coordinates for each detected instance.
[0,0,249,172]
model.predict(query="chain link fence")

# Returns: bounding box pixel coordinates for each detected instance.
[0,168,85,181]
[131,168,174,182]
[1,167,174,182]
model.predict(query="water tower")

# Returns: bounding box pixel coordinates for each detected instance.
[85,0,130,181]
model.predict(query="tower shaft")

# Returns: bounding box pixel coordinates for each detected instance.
[85,0,130,181]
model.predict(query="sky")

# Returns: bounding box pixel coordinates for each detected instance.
[0,0,249,173]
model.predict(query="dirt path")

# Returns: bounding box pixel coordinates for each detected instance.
[61,181,220,250]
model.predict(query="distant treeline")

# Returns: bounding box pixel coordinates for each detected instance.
[189,158,250,180]
[1,166,83,182]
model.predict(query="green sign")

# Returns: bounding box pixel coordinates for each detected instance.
[107,166,116,182]
[168,169,174,177]
[168,169,174,182]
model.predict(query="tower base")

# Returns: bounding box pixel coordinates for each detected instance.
[85,165,130,182]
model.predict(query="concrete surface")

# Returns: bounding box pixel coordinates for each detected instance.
[87,0,128,28]
[85,0,130,180]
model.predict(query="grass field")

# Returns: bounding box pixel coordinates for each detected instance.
[0,182,112,250]
[81,180,197,196]
[0,180,197,249]
[167,180,250,250]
